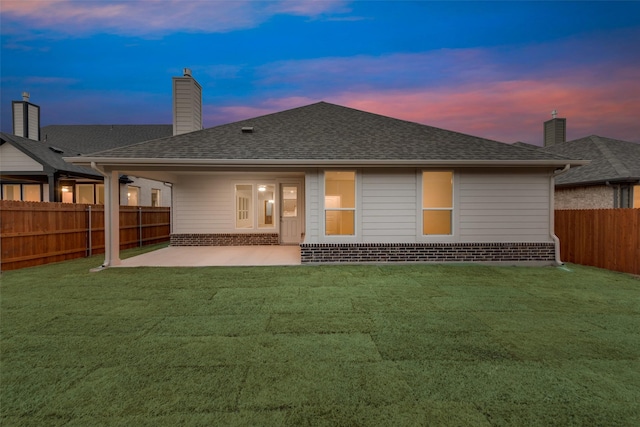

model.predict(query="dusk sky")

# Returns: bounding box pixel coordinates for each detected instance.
[2,1,639,146]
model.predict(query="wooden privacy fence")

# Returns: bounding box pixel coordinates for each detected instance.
[0,200,170,271]
[555,209,640,275]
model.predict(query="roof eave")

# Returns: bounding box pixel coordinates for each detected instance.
[556,176,640,188]
[65,157,589,169]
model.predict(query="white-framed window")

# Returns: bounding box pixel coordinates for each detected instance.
[324,171,356,236]
[151,189,161,207]
[2,184,42,202]
[61,183,74,203]
[76,184,95,204]
[422,171,454,235]
[23,185,41,201]
[127,186,140,206]
[2,184,21,200]
[235,183,275,229]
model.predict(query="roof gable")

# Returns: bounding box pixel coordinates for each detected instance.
[79,102,576,164]
[541,135,640,185]
[0,132,100,177]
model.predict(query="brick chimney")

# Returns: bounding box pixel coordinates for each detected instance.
[543,110,566,147]
[172,68,202,136]
[12,92,41,141]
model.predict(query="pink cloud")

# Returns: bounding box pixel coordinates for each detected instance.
[204,66,640,145]
[328,71,640,144]
[205,96,319,125]
[1,0,348,36]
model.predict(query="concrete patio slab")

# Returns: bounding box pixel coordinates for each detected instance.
[117,246,301,267]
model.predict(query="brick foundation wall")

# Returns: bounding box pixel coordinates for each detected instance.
[300,242,555,264]
[171,233,279,246]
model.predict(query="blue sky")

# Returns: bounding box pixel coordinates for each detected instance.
[2,1,639,145]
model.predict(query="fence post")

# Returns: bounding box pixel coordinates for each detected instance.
[88,205,92,257]
[139,207,143,247]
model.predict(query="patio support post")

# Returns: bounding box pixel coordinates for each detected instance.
[105,170,121,266]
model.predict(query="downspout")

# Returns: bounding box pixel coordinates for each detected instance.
[551,164,571,265]
[163,182,174,236]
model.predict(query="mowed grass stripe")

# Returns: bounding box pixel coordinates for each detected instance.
[1,246,638,426]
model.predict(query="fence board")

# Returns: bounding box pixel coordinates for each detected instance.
[555,209,640,275]
[1,201,170,271]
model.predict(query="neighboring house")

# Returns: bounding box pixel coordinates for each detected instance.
[1,126,172,206]
[539,135,640,209]
[1,69,203,207]
[0,125,172,206]
[68,99,585,266]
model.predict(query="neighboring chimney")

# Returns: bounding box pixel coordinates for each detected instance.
[172,68,202,136]
[12,92,41,141]
[544,110,566,147]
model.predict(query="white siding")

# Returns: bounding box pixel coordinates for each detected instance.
[27,104,40,140]
[305,169,321,243]
[361,170,417,243]
[172,173,303,235]
[173,77,202,136]
[0,143,43,171]
[458,169,552,243]
[13,103,24,137]
[312,167,552,245]
[173,175,233,234]
[172,168,553,244]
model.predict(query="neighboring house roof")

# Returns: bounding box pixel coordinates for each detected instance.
[73,102,580,167]
[2,125,173,179]
[0,132,100,178]
[41,125,172,155]
[539,135,640,187]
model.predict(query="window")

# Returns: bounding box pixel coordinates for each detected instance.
[2,184,21,200]
[2,184,42,201]
[325,171,355,235]
[96,184,105,205]
[151,189,160,207]
[61,183,74,203]
[23,185,40,201]
[76,184,95,204]
[258,184,275,228]
[236,184,252,228]
[127,186,140,206]
[422,171,453,235]
[235,183,275,229]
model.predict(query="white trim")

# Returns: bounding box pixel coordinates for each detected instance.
[233,181,277,231]
[320,169,359,243]
[67,157,589,168]
[417,169,458,243]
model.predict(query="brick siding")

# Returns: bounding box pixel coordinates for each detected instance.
[171,233,279,246]
[300,242,555,264]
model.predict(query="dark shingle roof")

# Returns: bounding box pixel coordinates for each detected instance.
[40,124,172,155]
[2,125,172,178]
[540,135,640,186]
[82,102,575,163]
[0,132,100,177]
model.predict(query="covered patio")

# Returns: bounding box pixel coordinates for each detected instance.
[117,245,301,267]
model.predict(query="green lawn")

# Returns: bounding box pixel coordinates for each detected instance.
[1,246,639,426]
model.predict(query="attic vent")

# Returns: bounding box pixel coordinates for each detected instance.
[49,146,64,154]
[241,127,254,133]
